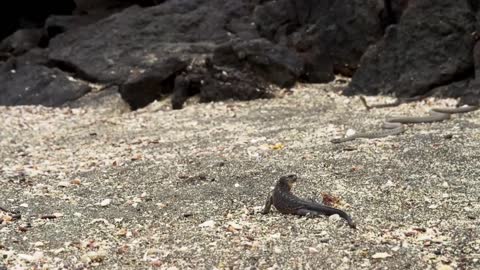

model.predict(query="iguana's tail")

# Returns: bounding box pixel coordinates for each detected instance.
[305,204,356,229]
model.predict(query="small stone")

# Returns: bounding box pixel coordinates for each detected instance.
[329,214,341,223]
[418,235,432,241]
[404,231,417,237]
[432,237,446,244]
[18,254,34,262]
[70,179,81,185]
[319,237,330,243]
[90,218,113,228]
[273,247,282,254]
[383,180,395,188]
[226,225,238,233]
[131,154,142,160]
[53,248,65,255]
[117,245,129,254]
[440,257,451,264]
[308,247,319,253]
[58,181,70,187]
[0,215,13,222]
[436,264,453,270]
[18,251,43,263]
[83,250,107,263]
[156,203,167,209]
[80,254,91,263]
[442,182,449,188]
[269,233,281,239]
[199,220,215,228]
[424,253,438,260]
[360,260,372,267]
[443,134,453,140]
[372,252,392,259]
[150,259,162,267]
[145,248,161,256]
[227,222,242,230]
[20,203,28,208]
[345,129,356,136]
[116,228,128,236]
[100,199,111,207]
[269,143,284,150]
[177,246,188,252]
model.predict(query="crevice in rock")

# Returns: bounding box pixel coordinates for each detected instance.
[47,59,111,84]
[427,65,476,98]
[120,72,178,110]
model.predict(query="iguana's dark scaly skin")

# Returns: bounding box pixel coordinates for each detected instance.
[262,174,356,228]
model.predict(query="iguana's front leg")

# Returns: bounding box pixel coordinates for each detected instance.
[261,195,273,214]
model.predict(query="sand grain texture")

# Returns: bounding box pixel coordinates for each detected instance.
[1,81,479,269]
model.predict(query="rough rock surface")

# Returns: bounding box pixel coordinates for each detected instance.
[254,0,383,77]
[45,15,107,38]
[0,29,46,56]
[212,38,304,88]
[118,57,189,110]
[0,0,388,109]
[2,0,480,109]
[1,81,479,269]
[74,0,164,14]
[346,0,477,98]
[47,0,312,109]
[47,1,282,109]
[48,2,234,83]
[171,57,277,110]
[0,65,91,106]
[198,61,275,104]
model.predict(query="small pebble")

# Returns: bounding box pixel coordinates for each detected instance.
[198,220,215,228]
[57,181,70,187]
[81,250,107,263]
[100,199,111,207]
[329,214,341,223]
[372,252,392,259]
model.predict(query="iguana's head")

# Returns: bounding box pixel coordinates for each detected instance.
[278,174,297,190]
